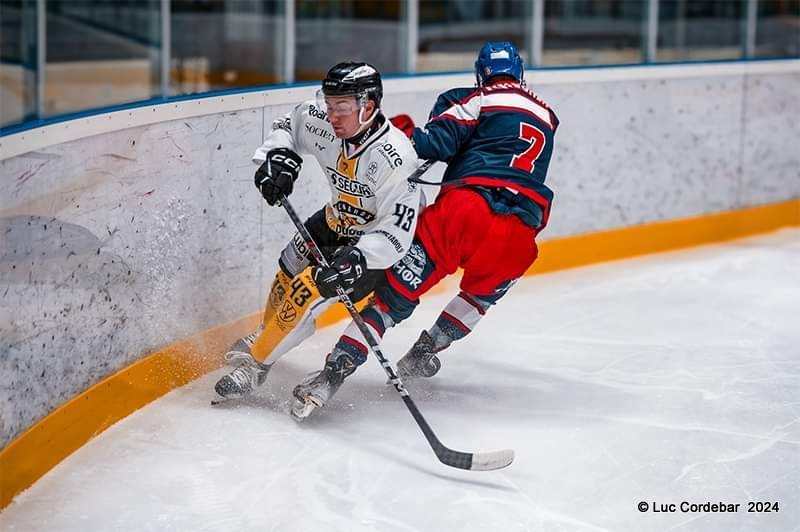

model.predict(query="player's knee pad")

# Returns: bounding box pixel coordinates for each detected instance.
[471,279,517,305]
[374,283,418,325]
[358,295,395,338]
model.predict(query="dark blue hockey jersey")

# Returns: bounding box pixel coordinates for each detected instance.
[411,81,559,228]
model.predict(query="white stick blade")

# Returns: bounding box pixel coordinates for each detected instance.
[470,449,515,471]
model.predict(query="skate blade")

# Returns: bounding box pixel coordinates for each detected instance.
[211,393,243,405]
[290,390,326,420]
[211,392,247,406]
[290,399,316,420]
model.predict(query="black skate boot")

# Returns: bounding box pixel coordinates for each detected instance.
[213,357,271,401]
[291,354,356,420]
[396,330,442,379]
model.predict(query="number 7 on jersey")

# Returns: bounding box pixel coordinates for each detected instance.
[510,122,546,173]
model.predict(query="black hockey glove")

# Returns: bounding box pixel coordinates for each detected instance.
[254,147,303,206]
[312,246,367,299]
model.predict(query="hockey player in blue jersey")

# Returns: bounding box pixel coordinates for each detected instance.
[291,41,559,419]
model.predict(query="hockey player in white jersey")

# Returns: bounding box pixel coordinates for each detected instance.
[214,62,421,402]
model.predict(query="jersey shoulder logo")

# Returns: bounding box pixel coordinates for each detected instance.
[307,104,328,121]
[377,142,404,169]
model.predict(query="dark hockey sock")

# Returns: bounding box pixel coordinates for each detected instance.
[361,304,389,337]
[331,335,369,366]
[428,318,463,352]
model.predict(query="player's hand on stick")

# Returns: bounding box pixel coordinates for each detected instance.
[312,246,367,298]
[255,148,303,205]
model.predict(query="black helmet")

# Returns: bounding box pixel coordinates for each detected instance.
[321,62,383,106]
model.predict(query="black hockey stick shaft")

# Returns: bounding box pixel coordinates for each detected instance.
[278,163,512,471]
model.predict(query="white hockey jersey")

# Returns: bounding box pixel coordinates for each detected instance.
[253,101,421,270]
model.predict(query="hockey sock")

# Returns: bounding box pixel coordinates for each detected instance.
[429,292,492,351]
[250,267,333,364]
[331,296,395,366]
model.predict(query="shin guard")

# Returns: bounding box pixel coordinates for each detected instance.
[250,267,334,365]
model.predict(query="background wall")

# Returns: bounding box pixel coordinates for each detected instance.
[0,103,327,448]
[385,66,800,239]
[1,62,799,449]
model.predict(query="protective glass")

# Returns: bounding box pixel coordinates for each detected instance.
[316,89,361,117]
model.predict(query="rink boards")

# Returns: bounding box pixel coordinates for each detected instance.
[1,60,799,508]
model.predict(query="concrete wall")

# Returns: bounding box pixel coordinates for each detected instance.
[540,70,799,237]
[384,64,800,239]
[1,61,798,448]
[0,103,326,447]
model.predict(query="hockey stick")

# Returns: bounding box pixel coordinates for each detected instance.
[278,169,513,472]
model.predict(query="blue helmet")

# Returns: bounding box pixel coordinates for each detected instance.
[474,41,524,86]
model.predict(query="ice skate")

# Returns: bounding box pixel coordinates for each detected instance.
[222,330,261,366]
[213,357,271,403]
[290,354,356,420]
[396,330,442,379]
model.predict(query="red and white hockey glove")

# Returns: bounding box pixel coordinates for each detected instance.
[389,114,415,138]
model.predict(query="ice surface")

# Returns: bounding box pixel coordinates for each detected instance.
[2,229,798,532]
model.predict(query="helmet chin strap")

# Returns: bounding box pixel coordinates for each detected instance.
[345,105,379,141]
[357,105,379,128]
[343,92,381,143]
